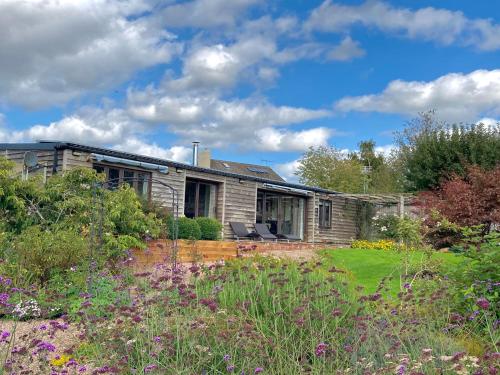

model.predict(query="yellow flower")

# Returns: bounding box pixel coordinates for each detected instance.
[50,354,71,367]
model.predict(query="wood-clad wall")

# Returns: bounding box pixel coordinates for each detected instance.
[62,149,92,170]
[1,148,64,177]
[222,178,258,239]
[307,194,359,245]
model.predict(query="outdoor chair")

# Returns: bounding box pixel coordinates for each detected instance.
[229,222,260,241]
[253,223,278,242]
[276,233,302,242]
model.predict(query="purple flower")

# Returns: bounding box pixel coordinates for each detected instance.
[78,366,87,373]
[476,297,490,310]
[254,369,263,374]
[0,293,9,305]
[37,341,56,352]
[153,336,161,343]
[469,310,480,321]
[144,364,157,373]
[0,330,10,343]
[403,283,411,289]
[223,354,231,362]
[227,365,235,372]
[315,343,328,357]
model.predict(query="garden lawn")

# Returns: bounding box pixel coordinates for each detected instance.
[319,248,462,296]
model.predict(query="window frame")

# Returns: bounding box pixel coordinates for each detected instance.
[184,178,218,218]
[318,199,332,229]
[93,163,152,200]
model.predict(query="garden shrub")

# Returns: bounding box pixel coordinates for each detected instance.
[194,217,222,240]
[422,210,463,249]
[9,226,88,285]
[449,230,500,312]
[177,217,201,240]
[372,213,399,239]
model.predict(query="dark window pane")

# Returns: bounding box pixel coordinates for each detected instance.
[184,181,197,218]
[108,168,120,189]
[137,173,149,197]
[123,170,134,188]
[93,165,105,175]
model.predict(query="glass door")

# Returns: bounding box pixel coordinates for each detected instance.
[256,190,305,239]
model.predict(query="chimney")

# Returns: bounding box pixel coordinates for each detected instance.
[198,148,211,169]
[192,141,200,166]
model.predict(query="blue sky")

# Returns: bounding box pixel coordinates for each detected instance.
[0,0,499,181]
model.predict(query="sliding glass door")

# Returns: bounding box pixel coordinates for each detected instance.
[184,179,217,218]
[256,190,305,239]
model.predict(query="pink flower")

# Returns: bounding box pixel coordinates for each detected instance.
[476,297,490,310]
[315,343,328,357]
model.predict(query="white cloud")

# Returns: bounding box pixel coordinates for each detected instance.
[274,159,301,183]
[2,106,191,162]
[12,108,138,146]
[476,117,499,127]
[374,144,396,157]
[159,0,262,28]
[127,88,332,150]
[327,36,365,61]
[113,139,191,163]
[306,0,500,51]
[256,127,332,152]
[0,0,181,108]
[335,69,500,121]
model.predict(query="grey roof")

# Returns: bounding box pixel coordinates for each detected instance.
[210,159,285,182]
[0,141,341,195]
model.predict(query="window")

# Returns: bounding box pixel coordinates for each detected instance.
[318,199,332,228]
[184,179,217,218]
[93,164,151,198]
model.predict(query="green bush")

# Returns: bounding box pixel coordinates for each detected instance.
[177,217,201,240]
[8,226,88,285]
[194,217,222,240]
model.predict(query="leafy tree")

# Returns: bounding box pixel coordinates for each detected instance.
[395,111,500,191]
[296,146,364,193]
[417,165,500,234]
[296,142,402,193]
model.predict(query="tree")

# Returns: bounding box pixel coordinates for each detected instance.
[296,146,364,192]
[417,165,500,233]
[395,111,500,191]
[295,142,402,193]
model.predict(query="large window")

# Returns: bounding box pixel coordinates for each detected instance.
[318,199,332,228]
[93,164,151,199]
[184,179,217,218]
[256,190,305,240]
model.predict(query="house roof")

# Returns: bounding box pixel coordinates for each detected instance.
[210,159,285,182]
[0,141,340,195]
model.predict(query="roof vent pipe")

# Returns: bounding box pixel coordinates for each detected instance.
[192,141,200,166]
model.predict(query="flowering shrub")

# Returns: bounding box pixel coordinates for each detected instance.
[351,239,397,251]
[372,213,400,239]
[0,254,499,374]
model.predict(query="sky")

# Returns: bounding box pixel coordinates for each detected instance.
[0,0,499,182]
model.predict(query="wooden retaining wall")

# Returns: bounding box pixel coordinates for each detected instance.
[131,239,329,270]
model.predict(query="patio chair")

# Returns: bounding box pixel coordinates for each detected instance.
[276,233,302,242]
[253,223,278,242]
[229,222,260,241]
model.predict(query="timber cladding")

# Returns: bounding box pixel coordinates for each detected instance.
[310,194,359,244]
[221,178,258,240]
[1,148,64,177]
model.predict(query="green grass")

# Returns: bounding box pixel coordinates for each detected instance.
[319,248,462,295]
